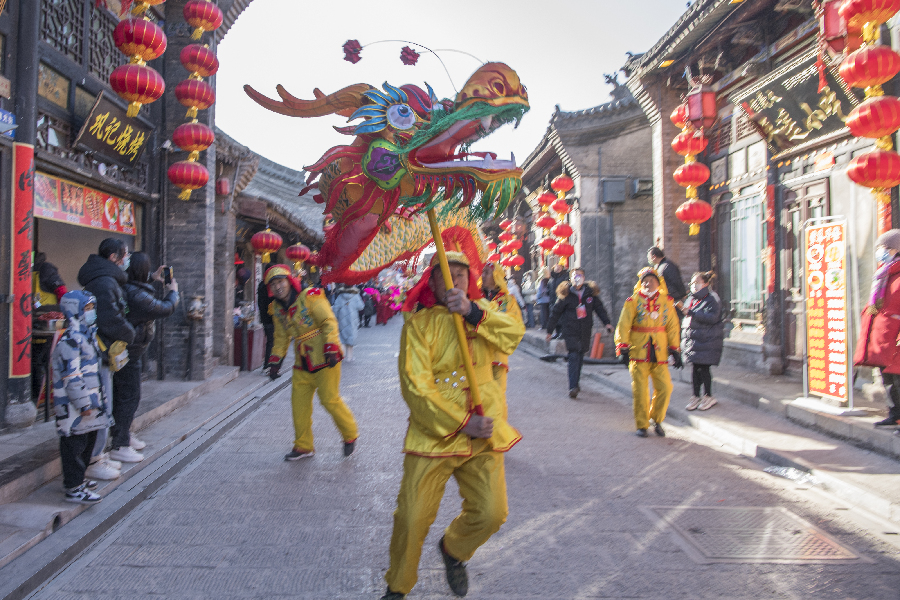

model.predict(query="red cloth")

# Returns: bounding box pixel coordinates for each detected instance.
[855,260,900,373]
[376,297,394,325]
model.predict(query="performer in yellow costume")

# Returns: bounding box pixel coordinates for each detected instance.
[381,252,524,600]
[264,264,359,460]
[615,267,682,437]
[480,261,522,401]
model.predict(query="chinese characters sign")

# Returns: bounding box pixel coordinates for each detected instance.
[804,221,849,402]
[11,144,34,378]
[73,92,151,166]
[33,172,137,235]
[733,50,862,155]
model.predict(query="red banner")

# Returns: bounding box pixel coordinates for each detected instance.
[804,221,848,401]
[11,143,34,378]
[33,172,136,235]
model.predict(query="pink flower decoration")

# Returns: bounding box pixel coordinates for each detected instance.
[343,39,362,64]
[400,46,420,66]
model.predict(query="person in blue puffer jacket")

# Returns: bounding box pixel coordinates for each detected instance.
[678,271,725,411]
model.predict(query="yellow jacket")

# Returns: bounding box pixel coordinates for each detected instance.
[398,299,524,457]
[484,281,522,371]
[269,287,341,372]
[615,273,680,362]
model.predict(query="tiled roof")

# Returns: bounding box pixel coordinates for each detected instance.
[241,154,324,243]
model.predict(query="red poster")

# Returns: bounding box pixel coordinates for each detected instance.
[804,221,848,401]
[33,172,136,235]
[11,143,34,378]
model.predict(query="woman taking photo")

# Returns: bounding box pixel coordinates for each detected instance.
[678,271,725,411]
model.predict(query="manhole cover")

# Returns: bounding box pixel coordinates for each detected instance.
[641,506,866,564]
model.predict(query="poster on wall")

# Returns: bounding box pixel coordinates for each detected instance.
[33,172,136,235]
[11,143,34,378]
[804,219,849,402]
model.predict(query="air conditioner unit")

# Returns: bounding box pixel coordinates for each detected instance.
[601,178,627,204]
[632,178,653,197]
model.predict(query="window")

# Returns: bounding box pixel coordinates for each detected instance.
[730,186,766,319]
[38,62,70,110]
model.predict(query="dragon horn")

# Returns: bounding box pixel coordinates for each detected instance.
[243,83,374,118]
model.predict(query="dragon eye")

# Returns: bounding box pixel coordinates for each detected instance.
[493,82,505,94]
[386,104,417,130]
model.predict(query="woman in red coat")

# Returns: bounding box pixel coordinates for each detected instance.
[854,229,900,427]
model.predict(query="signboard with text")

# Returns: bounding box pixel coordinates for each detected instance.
[804,220,849,402]
[11,143,34,378]
[72,92,152,167]
[33,172,137,236]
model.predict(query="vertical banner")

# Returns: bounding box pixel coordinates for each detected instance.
[804,220,849,401]
[11,143,34,378]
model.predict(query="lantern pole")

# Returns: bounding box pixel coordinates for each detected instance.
[426,208,484,415]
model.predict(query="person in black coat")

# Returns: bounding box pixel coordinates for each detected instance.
[545,268,612,398]
[110,253,179,459]
[648,247,687,306]
[258,279,276,370]
[677,271,725,411]
[547,263,570,338]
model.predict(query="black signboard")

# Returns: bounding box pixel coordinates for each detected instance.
[733,49,863,155]
[73,91,152,167]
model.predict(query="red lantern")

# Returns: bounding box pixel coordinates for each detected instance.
[488,252,502,263]
[180,44,219,79]
[673,162,711,194]
[840,45,900,89]
[498,243,513,255]
[500,256,513,267]
[847,149,900,188]
[167,160,209,200]
[286,243,311,271]
[535,214,556,230]
[486,242,497,251]
[175,79,215,119]
[508,254,525,271]
[109,63,165,117]
[847,95,900,138]
[130,0,165,16]
[251,229,283,264]
[821,0,864,53]
[215,178,230,195]
[538,238,557,251]
[686,84,717,130]
[551,174,574,193]
[670,104,688,129]
[839,0,900,31]
[499,219,513,231]
[676,199,713,236]
[551,222,573,239]
[498,231,514,242]
[671,130,709,157]
[184,0,223,40]
[537,191,556,210]
[553,242,575,267]
[172,122,215,161]
[551,198,571,215]
[113,18,167,64]
[507,239,522,251]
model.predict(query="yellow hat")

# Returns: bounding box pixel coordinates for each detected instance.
[429,251,470,268]
[264,264,291,285]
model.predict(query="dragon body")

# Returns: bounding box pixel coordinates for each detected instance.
[244,62,529,283]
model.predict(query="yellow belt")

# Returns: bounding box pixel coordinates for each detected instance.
[297,328,321,342]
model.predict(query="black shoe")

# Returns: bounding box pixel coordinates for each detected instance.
[874,417,900,427]
[636,428,648,438]
[568,387,579,399]
[550,333,561,340]
[284,448,315,461]
[439,537,468,597]
[654,423,666,437]
[379,589,405,600]
[343,439,356,457]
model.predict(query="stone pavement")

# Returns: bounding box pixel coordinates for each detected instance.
[4,318,900,599]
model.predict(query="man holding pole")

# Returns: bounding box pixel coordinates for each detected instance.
[381,251,524,599]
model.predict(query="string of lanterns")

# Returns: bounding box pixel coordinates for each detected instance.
[535,190,558,262]
[109,2,167,118]
[670,87,714,236]
[549,175,575,267]
[497,219,524,271]
[167,0,222,200]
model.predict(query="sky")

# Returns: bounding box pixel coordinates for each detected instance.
[216,0,688,173]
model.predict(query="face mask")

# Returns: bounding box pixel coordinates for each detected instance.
[572,275,584,287]
[877,248,893,264]
[83,309,97,326]
[119,255,130,272]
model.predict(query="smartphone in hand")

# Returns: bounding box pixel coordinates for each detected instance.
[163,266,173,285]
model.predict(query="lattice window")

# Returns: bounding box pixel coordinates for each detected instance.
[90,7,124,81]
[36,111,74,158]
[710,121,732,154]
[734,112,759,142]
[41,0,84,63]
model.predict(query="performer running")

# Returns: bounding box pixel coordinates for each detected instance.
[264,264,359,460]
[381,252,524,599]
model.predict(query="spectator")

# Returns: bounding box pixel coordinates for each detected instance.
[506,276,526,312]
[548,263,569,338]
[535,267,552,329]
[110,253,179,463]
[257,278,275,374]
[361,287,377,327]
[520,270,537,328]
[647,246,687,306]
[545,268,612,399]
[678,271,724,411]
[32,252,67,400]
[332,284,364,362]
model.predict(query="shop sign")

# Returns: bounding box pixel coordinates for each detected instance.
[733,50,862,155]
[33,172,137,235]
[11,143,34,378]
[804,220,849,402]
[72,92,152,167]
[0,109,15,138]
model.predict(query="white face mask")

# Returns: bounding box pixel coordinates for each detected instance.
[83,309,97,326]
[877,247,893,264]
[571,275,584,287]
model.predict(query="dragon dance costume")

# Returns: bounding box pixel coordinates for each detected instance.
[385,252,523,596]
[265,265,358,454]
[615,268,681,430]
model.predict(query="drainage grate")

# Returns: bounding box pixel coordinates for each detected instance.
[642,506,866,564]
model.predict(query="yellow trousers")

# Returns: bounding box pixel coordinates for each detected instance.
[289,363,358,451]
[385,439,507,595]
[629,361,672,429]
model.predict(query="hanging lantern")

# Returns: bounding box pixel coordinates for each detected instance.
[846,95,900,139]
[500,256,513,268]
[109,63,165,117]
[551,222,573,239]
[506,239,522,252]
[671,130,709,157]
[840,45,900,91]
[673,162,711,198]
[113,18,167,65]
[670,104,689,129]
[172,122,215,161]
[551,198,571,215]
[676,199,713,236]
[847,148,900,188]
[488,252,502,263]
[180,44,219,79]
[839,0,900,32]
[498,218,513,231]
[508,254,525,271]
[498,231,514,242]
[251,229,283,264]
[551,174,574,193]
[537,191,556,211]
[285,243,311,271]
[686,84,717,130]
[167,160,209,201]
[486,242,497,251]
[821,0,864,53]
[175,79,215,118]
[130,0,165,16]
[535,214,556,231]
[538,238,557,252]
[184,0,224,40]
[552,242,575,267]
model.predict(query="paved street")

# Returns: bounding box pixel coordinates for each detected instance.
[29,318,900,599]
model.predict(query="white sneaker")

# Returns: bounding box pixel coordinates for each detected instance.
[698,396,718,410]
[129,435,146,450]
[686,396,702,410]
[109,446,144,463]
[98,452,122,469]
[85,459,121,481]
